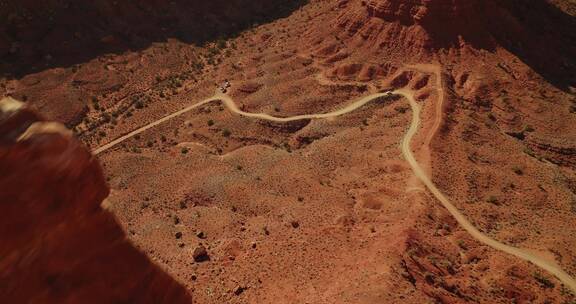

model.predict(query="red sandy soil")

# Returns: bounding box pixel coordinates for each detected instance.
[2,0,576,303]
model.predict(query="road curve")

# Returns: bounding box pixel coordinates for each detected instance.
[93,68,576,293]
[398,87,576,293]
[93,91,391,155]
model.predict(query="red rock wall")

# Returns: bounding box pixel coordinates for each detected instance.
[0,98,192,303]
[327,0,574,86]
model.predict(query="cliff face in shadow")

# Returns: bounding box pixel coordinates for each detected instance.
[334,0,575,89]
[0,97,192,303]
[0,0,308,77]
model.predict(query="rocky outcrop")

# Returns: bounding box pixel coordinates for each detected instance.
[335,0,498,51]
[0,97,191,303]
[527,135,576,167]
[328,0,575,87]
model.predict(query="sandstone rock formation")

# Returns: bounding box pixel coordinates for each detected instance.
[0,97,191,303]
[328,0,575,87]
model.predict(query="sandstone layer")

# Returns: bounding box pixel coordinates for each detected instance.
[0,98,192,303]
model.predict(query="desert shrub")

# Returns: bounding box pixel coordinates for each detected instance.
[533,272,555,289]
[457,240,467,250]
[523,125,535,133]
[216,39,227,49]
[394,105,408,113]
[486,196,498,205]
[524,147,536,157]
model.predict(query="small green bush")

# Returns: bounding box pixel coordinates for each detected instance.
[486,196,498,205]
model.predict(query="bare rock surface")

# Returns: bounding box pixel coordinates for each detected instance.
[0,98,191,303]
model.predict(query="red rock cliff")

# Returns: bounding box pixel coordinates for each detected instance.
[326,0,575,87]
[0,97,191,303]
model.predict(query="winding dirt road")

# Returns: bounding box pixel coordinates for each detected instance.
[398,83,576,294]
[93,90,391,155]
[93,66,576,293]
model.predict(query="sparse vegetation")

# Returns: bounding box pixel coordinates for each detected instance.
[207,119,214,126]
[512,166,524,175]
[394,105,408,113]
[457,240,467,250]
[216,39,227,49]
[533,272,555,289]
[181,148,189,154]
[523,125,535,133]
[524,147,536,157]
[486,195,498,205]
[222,129,231,137]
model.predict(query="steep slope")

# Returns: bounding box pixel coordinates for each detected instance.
[0,97,191,303]
[319,0,575,88]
